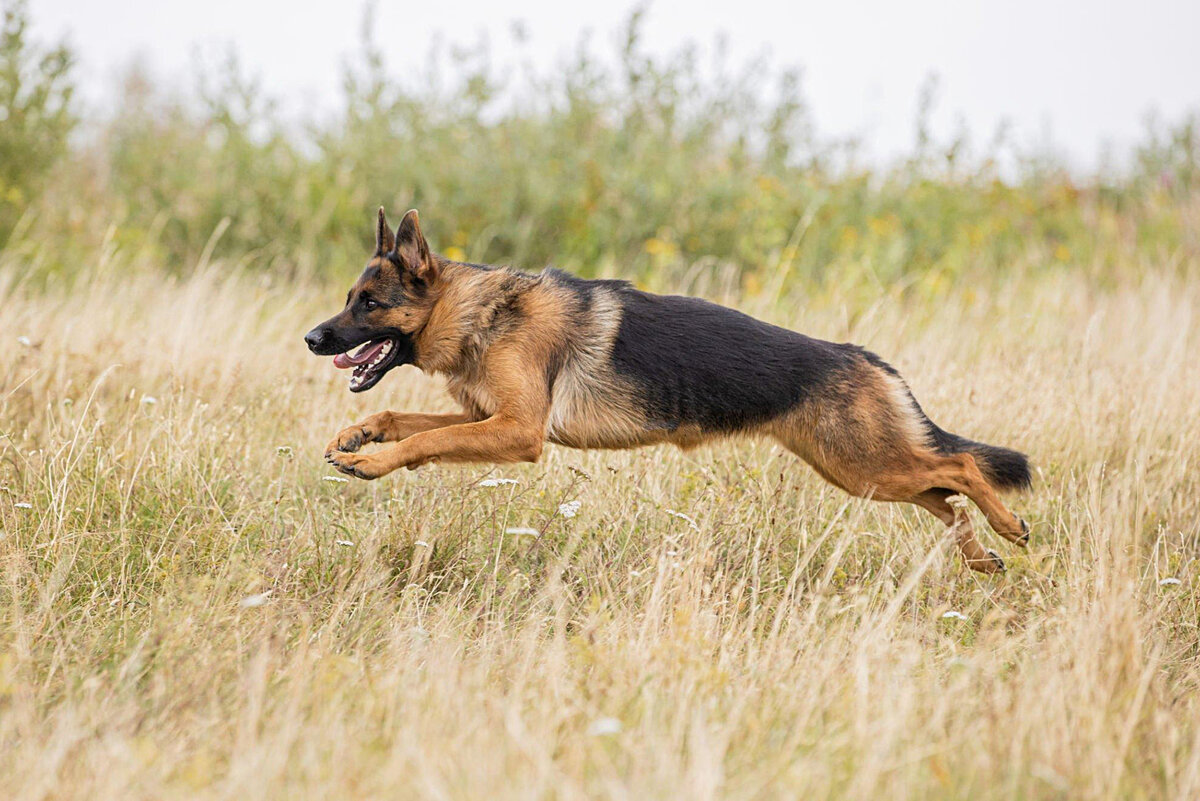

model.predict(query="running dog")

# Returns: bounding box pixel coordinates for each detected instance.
[305,208,1032,572]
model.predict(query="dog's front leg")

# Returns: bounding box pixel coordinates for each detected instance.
[325,411,472,456]
[326,415,544,480]
[327,344,551,480]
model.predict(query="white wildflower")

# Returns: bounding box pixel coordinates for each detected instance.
[558,500,581,518]
[1159,577,1182,587]
[586,717,622,736]
[14,502,32,510]
[276,445,293,456]
[478,477,519,487]
[941,610,968,621]
[336,540,354,547]
[414,540,431,548]
[322,476,349,483]
[16,335,32,347]
[239,590,273,608]
[140,396,158,406]
[505,527,540,537]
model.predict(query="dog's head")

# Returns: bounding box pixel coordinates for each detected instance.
[305,207,440,392]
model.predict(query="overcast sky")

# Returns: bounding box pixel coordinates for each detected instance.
[30,0,1200,170]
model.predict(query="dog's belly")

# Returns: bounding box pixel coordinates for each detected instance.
[545,420,649,450]
[544,374,651,450]
[450,374,646,449]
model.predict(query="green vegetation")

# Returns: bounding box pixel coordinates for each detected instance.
[0,0,74,248]
[2,1,1198,288]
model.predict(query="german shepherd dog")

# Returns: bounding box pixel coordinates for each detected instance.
[305,208,1032,573]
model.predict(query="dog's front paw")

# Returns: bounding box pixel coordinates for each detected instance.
[325,424,374,456]
[325,450,387,480]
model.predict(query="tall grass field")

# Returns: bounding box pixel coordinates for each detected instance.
[3,2,1200,798]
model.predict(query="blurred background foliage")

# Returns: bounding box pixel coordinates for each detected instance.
[2,0,1198,291]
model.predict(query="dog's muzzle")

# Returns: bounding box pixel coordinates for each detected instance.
[305,322,416,392]
[305,326,339,355]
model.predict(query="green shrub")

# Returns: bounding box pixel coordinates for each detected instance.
[4,5,1199,288]
[0,0,75,247]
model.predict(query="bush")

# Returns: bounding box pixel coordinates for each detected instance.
[0,0,75,247]
[4,4,1199,288]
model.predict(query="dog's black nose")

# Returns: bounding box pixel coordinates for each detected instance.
[304,327,330,353]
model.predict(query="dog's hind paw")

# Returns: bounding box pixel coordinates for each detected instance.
[966,549,1006,575]
[987,550,1006,573]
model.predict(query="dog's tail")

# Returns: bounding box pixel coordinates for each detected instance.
[862,349,1033,492]
[925,424,1033,491]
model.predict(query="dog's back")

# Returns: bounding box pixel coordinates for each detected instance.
[607,284,860,434]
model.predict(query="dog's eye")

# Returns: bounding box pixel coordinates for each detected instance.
[363,299,379,311]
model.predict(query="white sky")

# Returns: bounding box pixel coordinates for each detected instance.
[30,0,1200,171]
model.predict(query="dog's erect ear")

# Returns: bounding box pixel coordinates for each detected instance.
[375,207,395,255]
[394,209,436,281]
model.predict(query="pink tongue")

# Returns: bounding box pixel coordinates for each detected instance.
[333,340,387,369]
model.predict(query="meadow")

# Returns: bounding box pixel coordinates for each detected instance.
[3,2,1200,798]
[4,226,1200,799]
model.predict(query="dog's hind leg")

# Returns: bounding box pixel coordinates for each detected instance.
[773,419,1005,573]
[911,488,1005,573]
[325,411,472,456]
[910,452,1030,547]
[767,356,1024,572]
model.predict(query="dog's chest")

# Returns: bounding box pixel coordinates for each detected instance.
[448,375,501,420]
[447,367,645,450]
[545,366,647,449]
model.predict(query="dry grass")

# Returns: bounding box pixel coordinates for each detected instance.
[2,256,1199,800]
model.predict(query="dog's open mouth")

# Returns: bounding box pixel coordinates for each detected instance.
[332,338,402,392]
